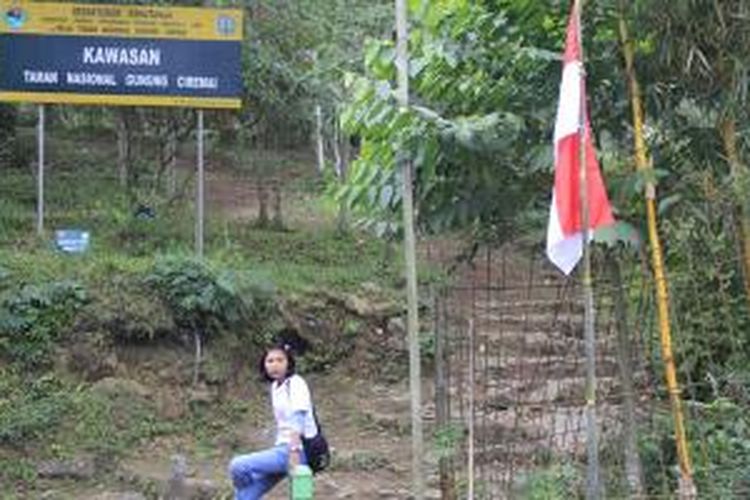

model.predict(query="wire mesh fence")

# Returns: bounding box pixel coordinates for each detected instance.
[426,241,750,499]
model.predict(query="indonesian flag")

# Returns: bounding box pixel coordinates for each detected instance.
[546,7,615,275]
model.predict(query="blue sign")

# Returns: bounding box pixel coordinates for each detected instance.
[55,229,90,254]
[0,34,241,106]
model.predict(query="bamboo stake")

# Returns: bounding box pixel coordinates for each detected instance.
[573,1,601,497]
[617,6,696,497]
[395,1,424,498]
[468,319,475,500]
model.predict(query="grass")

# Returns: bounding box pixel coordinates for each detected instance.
[0,136,404,296]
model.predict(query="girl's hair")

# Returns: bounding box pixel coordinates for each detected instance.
[258,343,296,382]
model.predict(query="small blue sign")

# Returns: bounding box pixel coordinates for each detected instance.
[55,229,90,253]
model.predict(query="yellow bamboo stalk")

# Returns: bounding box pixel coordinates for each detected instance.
[617,7,696,496]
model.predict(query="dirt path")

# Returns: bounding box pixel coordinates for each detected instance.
[113,374,436,499]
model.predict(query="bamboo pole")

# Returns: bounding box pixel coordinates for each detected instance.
[573,1,601,497]
[617,6,696,497]
[395,0,425,498]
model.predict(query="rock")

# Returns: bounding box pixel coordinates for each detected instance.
[386,316,406,336]
[156,390,187,420]
[92,377,154,400]
[164,454,188,500]
[57,334,118,382]
[89,492,147,500]
[183,478,219,499]
[343,293,402,318]
[37,455,95,480]
[188,384,217,406]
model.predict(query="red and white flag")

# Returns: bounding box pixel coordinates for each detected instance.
[546,7,614,275]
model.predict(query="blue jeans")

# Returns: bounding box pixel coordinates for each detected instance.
[229,445,306,500]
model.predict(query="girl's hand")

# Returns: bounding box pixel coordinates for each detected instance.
[288,432,302,470]
[288,448,301,470]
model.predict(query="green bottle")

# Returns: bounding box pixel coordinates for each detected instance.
[290,464,314,499]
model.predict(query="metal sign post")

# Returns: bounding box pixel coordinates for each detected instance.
[196,109,205,258]
[36,104,45,235]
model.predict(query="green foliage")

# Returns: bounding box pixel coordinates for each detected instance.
[657,178,750,396]
[0,368,171,478]
[0,281,88,368]
[419,329,436,360]
[515,461,581,500]
[67,383,171,458]
[432,423,464,460]
[241,0,391,145]
[0,374,73,446]
[0,104,27,170]
[0,456,36,490]
[336,1,564,240]
[639,399,750,498]
[343,318,363,338]
[222,227,402,293]
[145,256,254,336]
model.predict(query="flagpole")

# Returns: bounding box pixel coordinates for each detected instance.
[574,1,601,498]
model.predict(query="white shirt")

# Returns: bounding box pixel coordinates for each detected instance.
[271,374,318,445]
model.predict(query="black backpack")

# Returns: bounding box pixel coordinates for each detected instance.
[302,407,330,474]
[285,381,330,474]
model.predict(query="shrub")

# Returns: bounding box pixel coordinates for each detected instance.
[0,281,88,368]
[146,256,277,383]
[0,373,72,446]
[638,397,750,497]
[146,257,255,334]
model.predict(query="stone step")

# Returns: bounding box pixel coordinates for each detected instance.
[475,330,610,352]
[445,375,621,409]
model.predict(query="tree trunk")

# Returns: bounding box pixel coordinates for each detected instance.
[272,180,283,229]
[333,111,343,178]
[255,137,270,227]
[257,180,270,227]
[315,104,325,174]
[605,252,646,498]
[192,330,202,387]
[167,118,178,197]
[335,112,350,234]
